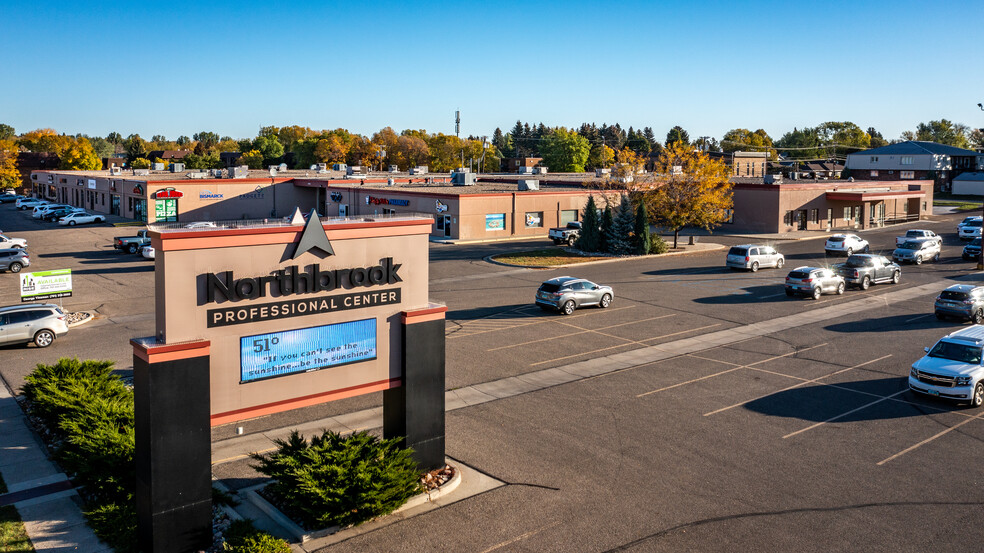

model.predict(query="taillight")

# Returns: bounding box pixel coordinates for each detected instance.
[852,270,859,277]
[745,256,750,262]
[804,278,813,283]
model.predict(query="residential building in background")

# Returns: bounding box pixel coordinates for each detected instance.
[845,141,984,190]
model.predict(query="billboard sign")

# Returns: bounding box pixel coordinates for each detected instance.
[20,269,72,302]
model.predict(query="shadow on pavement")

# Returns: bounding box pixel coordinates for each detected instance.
[824,314,957,334]
[692,285,789,304]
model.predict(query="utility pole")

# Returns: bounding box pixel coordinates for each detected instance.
[977,103,983,270]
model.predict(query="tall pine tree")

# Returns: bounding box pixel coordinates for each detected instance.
[600,205,614,254]
[576,196,601,252]
[609,195,636,255]
[634,200,651,255]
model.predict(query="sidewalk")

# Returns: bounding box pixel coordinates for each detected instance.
[686,215,934,242]
[0,383,109,552]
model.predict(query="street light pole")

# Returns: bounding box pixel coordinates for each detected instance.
[978,103,983,270]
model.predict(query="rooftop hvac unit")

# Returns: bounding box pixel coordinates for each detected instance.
[595,168,611,177]
[455,167,470,173]
[452,172,477,186]
[231,166,249,179]
[387,178,395,186]
[110,166,122,176]
[518,179,539,191]
[533,166,548,175]
[133,168,150,176]
[332,163,347,171]
[212,169,225,178]
[409,166,428,175]
[170,163,185,173]
[388,165,399,173]
[346,166,362,176]
[278,163,288,171]
[187,171,210,179]
[517,166,534,174]
[152,163,166,171]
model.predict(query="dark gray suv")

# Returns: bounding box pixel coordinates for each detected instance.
[935,285,984,323]
[0,248,30,273]
[535,276,614,315]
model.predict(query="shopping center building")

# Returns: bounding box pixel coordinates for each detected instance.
[31,168,934,239]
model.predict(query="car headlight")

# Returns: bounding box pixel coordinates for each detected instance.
[956,376,972,386]
[910,368,918,378]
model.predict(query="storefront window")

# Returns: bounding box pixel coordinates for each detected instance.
[485,213,505,231]
[560,210,578,226]
[525,212,543,228]
[155,199,177,222]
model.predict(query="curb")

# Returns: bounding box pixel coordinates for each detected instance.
[430,235,550,245]
[66,311,95,328]
[485,244,727,269]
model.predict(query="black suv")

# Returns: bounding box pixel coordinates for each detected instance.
[963,238,982,261]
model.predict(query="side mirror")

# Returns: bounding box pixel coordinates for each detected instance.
[593,285,600,290]
[924,347,930,353]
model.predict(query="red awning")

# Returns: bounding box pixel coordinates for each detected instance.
[825,190,925,202]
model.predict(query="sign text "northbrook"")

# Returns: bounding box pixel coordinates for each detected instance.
[205,258,402,303]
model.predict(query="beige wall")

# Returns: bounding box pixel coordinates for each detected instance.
[153,220,431,418]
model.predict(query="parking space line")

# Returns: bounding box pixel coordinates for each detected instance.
[529,323,723,367]
[904,314,931,323]
[703,355,892,417]
[783,389,908,439]
[636,344,827,398]
[488,315,676,352]
[448,306,637,339]
[876,411,984,465]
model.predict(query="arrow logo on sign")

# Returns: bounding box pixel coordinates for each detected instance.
[290,209,335,259]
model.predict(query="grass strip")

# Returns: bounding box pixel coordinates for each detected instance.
[491,248,612,267]
[0,505,35,552]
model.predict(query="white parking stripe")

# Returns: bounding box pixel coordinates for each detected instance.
[877,410,984,466]
[703,355,892,417]
[783,389,908,439]
[488,315,676,352]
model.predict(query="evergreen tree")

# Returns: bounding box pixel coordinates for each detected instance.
[634,200,651,255]
[600,205,614,253]
[576,196,601,252]
[609,195,636,255]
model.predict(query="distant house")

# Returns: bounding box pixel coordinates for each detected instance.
[732,151,769,177]
[147,150,192,160]
[18,152,60,192]
[845,141,984,189]
[502,157,542,172]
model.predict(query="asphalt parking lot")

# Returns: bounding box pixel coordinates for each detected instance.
[3,204,984,551]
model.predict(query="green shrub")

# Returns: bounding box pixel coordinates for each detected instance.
[251,430,422,529]
[85,501,137,553]
[223,520,291,553]
[650,235,669,254]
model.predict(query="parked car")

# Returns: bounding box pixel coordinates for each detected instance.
[934,284,984,323]
[0,249,30,272]
[16,198,47,210]
[824,234,869,256]
[58,211,106,226]
[141,245,155,259]
[959,218,983,240]
[784,267,845,299]
[893,239,941,265]
[726,244,784,272]
[832,254,901,289]
[535,276,613,315]
[42,207,82,222]
[0,303,69,348]
[0,194,20,203]
[33,204,69,219]
[958,216,982,233]
[548,221,582,246]
[183,222,218,229]
[963,238,982,260]
[114,230,151,253]
[0,234,26,249]
[896,229,941,247]
[909,325,984,407]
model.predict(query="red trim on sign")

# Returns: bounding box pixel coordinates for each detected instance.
[131,339,210,363]
[210,377,401,426]
[402,305,448,324]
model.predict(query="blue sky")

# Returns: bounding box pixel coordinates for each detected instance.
[2,0,982,142]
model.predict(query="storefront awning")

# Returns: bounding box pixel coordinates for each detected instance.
[825,190,925,202]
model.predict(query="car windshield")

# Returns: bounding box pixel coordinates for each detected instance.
[972,238,983,247]
[728,247,748,256]
[900,241,922,250]
[844,256,869,267]
[928,341,982,364]
[940,290,970,301]
[969,221,983,228]
[538,283,561,293]
[788,271,810,279]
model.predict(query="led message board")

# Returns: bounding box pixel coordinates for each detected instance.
[240,318,376,383]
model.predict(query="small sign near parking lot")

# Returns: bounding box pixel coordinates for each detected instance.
[20,269,72,302]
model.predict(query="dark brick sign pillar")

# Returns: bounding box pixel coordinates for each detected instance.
[384,305,447,471]
[132,339,212,553]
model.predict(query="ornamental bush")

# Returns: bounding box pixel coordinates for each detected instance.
[650,234,669,254]
[223,520,291,553]
[251,430,422,529]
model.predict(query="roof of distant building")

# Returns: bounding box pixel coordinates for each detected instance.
[851,140,981,158]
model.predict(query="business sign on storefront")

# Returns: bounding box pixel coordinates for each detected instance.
[88,179,97,189]
[20,269,72,302]
[366,196,410,207]
[154,187,184,199]
[436,200,448,213]
[485,213,505,231]
[200,189,223,200]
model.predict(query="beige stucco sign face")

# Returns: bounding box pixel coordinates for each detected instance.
[152,216,432,424]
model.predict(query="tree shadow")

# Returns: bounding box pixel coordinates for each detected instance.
[742,377,962,422]
[692,285,793,304]
[824,314,956,334]
[445,303,544,321]
[644,266,733,276]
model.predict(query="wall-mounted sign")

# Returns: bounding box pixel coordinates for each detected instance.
[238,191,265,200]
[20,269,72,302]
[525,212,542,227]
[366,196,410,207]
[155,187,183,199]
[199,189,223,200]
[240,318,377,383]
[133,184,144,194]
[436,200,448,213]
[76,178,84,186]
[155,199,177,221]
[87,179,97,189]
[485,213,505,231]
[330,191,343,202]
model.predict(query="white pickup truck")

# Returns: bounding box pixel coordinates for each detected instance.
[549,222,582,246]
[896,229,941,247]
[0,234,27,249]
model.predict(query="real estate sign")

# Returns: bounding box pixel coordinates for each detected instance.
[20,269,72,302]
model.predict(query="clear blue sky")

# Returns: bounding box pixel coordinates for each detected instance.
[2,0,982,142]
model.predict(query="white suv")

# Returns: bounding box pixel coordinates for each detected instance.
[824,234,869,256]
[910,325,984,407]
[959,218,983,240]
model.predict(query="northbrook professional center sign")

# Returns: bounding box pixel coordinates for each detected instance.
[131,210,446,551]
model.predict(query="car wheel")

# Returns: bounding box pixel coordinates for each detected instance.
[812,287,822,300]
[892,271,900,284]
[846,248,853,256]
[599,294,611,308]
[915,255,922,265]
[974,310,984,325]
[96,217,104,223]
[33,330,54,348]
[860,275,870,290]
[9,262,21,273]
[127,244,138,254]
[785,289,794,297]
[776,258,784,269]
[972,383,984,408]
[934,252,940,262]
[69,220,76,226]
[863,244,870,253]
[836,282,845,295]
[562,300,576,315]
[750,261,759,272]
[567,236,576,247]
